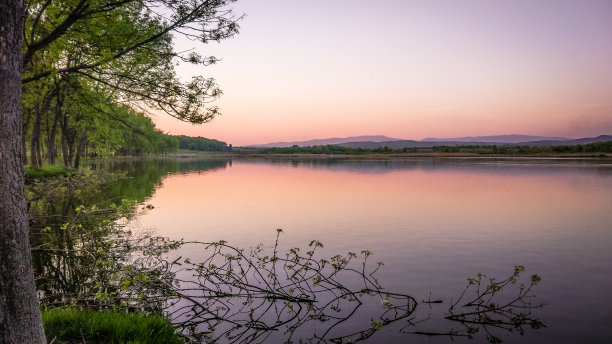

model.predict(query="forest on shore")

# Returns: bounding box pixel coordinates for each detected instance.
[256,140,612,156]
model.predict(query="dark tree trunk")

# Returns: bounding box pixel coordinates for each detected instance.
[29,105,43,167]
[60,113,72,170]
[74,126,89,169]
[22,107,31,165]
[0,0,47,342]
[29,90,54,167]
[48,91,63,165]
[48,115,59,165]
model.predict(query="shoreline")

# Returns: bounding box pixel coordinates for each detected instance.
[167,151,611,160]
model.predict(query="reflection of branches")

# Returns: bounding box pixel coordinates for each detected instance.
[33,205,416,344]
[33,209,546,343]
[403,266,546,343]
[141,229,416,343]
[29,173,544,343]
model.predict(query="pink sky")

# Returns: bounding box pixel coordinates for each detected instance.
[154,0,612,146]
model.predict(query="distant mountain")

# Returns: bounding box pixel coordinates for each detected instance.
[247,134,612,150]
[521,135,612,146]
[249,135,401,148]
[340,140,439,149]
[422,135,571,144]
[339,135,612,149]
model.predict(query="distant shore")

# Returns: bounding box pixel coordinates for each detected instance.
[168,151,611,159]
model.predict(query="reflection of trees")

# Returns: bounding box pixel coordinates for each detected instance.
[28,169,120,304]
[240,156,612,177]
[28,159,230,309]
[27,168,159,310]
[30,193,418,343]
[31,212,544,343]
[90,158,230,203]
[27,166,545,343]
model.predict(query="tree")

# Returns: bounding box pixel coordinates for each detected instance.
[21,0,240,167]
[22,0,239,121]
[3,0,240,341]
[0,0,47,342]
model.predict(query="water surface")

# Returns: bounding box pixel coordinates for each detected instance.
[124,157,612,343]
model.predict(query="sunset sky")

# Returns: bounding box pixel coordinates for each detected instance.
[153,0,612,146]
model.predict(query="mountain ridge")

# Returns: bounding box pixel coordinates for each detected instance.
[248,135,401,148]
[339,135,612,149]
[246,134,612,149]
[421,134,571,144]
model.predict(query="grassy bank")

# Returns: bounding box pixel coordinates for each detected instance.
[42,308,183,344]
[25,164,69,179]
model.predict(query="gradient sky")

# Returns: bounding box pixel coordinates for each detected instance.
[153,0,612,146]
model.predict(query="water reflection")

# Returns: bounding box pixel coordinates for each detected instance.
[28,159,232,307]
[29,157,612,343]
[135,157,611,344]
[238,156,612,176]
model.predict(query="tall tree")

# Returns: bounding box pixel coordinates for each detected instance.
[0,0,47,342]
[4,0,240,341]
[21,0,238,166]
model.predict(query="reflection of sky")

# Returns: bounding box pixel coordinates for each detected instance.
[134,158,612,343]
[155,0,612,145]
[195,157,612,177]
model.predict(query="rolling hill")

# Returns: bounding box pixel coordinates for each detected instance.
[248,135,401,148]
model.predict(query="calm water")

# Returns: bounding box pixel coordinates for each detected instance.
[118,157,612,343]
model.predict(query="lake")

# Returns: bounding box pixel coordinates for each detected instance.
[108,157,612,343]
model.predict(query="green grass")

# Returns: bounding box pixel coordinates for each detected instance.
[42,308,184,344]
[25,164,68,178]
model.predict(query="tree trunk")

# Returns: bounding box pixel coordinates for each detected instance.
[74,126,89,169]
[29,90,54,167]
[22,106,31,165]
[48,91,63,165]
[0,0,47,342]
[60,113,72,170]
[29,105,43,167]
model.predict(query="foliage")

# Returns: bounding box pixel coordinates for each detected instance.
[548,140,612,154]
[257,141,612,156]
[157,231,416,343]
[42,308,184,344]
[26,165,547,343]
[25,164,69,179]
[33,216,416,343]
[444,266,546,342]
[114,112,180,156]
[31,209,545,343]
[88,158,230,203]
[28,170,148,310]
[27,168,416,343]
[404,266,546,343]
[175,135,231,152]
[21,0,240,167]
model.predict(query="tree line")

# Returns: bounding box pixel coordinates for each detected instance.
[175,135,232,152]
[259,141,612,155]
[20,0,240,169]
[24,95,184,168]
